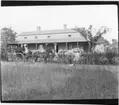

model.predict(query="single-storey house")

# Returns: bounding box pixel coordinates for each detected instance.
[8,25,89,53]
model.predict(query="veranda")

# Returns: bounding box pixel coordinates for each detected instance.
[8,41,89,53]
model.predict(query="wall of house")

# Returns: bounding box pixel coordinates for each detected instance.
[28,44,36,50]
[58,43,66,51]
[47,43,54,50]
[57,42,89,52]
[94,44,105,53]
[83,42,89,52]
[28,43,47,50]
[68,42,77,50]
[37,44,46,49]
[27,42,89,52]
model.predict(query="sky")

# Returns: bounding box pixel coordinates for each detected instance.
[0,5,118,43]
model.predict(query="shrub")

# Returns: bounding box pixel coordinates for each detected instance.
[91,52,108,65]
[66,53,75,64]
[112,57,119,65]
[56,51,67,64]
[1,48,8,61]
[80,52,118,65]
[54,50,119,65]
[80,53,98,64]
[105,51,119,65]
[42,48,55,63]
[56,51,75,64]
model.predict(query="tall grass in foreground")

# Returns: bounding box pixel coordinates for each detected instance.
[1,62,118,100]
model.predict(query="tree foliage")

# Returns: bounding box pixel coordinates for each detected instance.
[1,27,17,60]
[108,39,118,53]
[73,25,111,52]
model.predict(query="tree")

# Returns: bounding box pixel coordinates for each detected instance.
[1,27,17,60]
[73,25,110,53]
[110,39,118,53]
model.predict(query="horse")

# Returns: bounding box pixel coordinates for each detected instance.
[41,48,55,63]
[32,48,55,63]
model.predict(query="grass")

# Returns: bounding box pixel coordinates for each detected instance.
[1,62,118,100]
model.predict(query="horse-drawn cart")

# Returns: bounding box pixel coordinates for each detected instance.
[7,46,26,62]
[7,45,55,63]
[7,52,24,62]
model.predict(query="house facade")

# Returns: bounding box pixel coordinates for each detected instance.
[9,26,89,53]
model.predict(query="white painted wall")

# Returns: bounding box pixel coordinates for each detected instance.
[94,44,105,53]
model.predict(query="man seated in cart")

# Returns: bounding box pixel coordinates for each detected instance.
[16,43,31,56]
[23,44,29,54]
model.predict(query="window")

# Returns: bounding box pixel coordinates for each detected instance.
[47,36,51,38]
[24,37,27,39]
[68,35,71,37]
[35,36,38,39]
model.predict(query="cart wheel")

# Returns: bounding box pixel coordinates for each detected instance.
[16,53,24,62]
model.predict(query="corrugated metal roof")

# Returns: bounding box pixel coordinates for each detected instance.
[8,29,88,44]
[19,29,78,36]
[95,37,110,45]
[16,37,87,44]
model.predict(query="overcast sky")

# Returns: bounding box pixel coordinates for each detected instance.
[0,5,118,43]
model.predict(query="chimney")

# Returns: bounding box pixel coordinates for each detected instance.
[37,26,41,31]
[63,24,67,29]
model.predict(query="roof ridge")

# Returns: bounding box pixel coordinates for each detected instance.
[19,29,77,36]
[21,28,74,33]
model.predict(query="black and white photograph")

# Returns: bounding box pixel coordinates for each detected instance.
[0,3,118,103]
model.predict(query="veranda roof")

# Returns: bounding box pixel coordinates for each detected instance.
[10,37,87,44]
[94,37,110,45]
